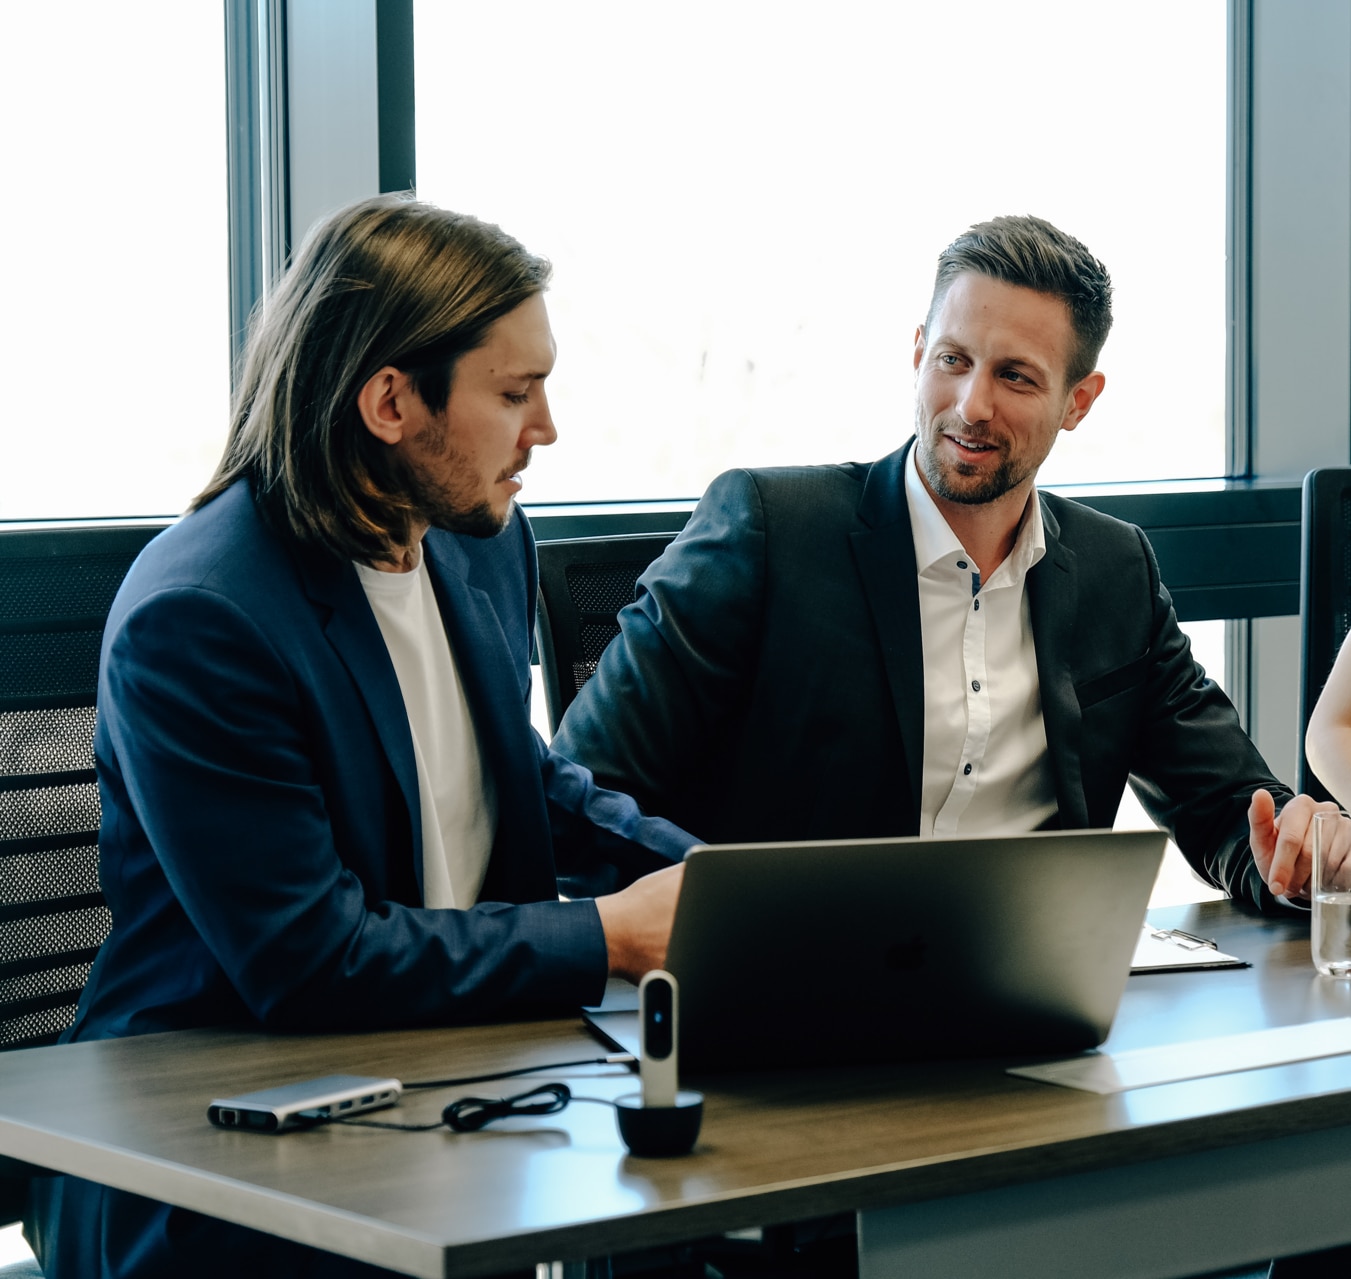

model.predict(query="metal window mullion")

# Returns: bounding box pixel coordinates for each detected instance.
[1227,0,1254,482]
[224,0,289,383]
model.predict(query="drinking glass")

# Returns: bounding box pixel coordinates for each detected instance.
[1312,811,1351,976]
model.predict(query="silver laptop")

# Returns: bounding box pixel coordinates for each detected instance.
[584,829,1166,1071]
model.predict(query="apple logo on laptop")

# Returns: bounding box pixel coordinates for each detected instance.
[885,937,927,971]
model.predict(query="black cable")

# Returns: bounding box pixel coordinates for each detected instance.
[336,1082,617,1133]
[443,1082,572,1130]
[402,1053,634,1091]
[327,1054,635,1133]
[337,1115,446,1132]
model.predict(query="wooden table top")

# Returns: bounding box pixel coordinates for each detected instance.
[2,900,1349,1278]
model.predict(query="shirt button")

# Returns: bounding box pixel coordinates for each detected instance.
[972,680,981,692]
[973,599,981,611]
[956,559,968,570]
[963,763,973,776]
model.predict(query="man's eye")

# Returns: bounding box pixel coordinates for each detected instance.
[1001,370,1029,384]
[505,392,530,405]
[938,354,959,367]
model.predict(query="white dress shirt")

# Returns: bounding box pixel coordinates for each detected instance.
[904,447,1058,837]
[356,546,497,909]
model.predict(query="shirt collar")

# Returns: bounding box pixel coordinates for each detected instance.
[904,442,1046,586]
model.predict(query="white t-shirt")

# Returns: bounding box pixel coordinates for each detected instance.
[355,547,497,908]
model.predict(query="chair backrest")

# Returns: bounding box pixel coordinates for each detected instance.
[535,532,678,734]
[1298,468,1351,802]
[0,523,164,1052]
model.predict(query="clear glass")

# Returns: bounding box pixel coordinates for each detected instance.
[0,4,229,520]
[415,0,1226,504]
[1312,811,1351,976]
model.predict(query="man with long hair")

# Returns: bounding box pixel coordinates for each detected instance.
[27,194,689,1277]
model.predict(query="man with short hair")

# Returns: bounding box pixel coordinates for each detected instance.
[555,213,1344,909]
[27,194,690,1277]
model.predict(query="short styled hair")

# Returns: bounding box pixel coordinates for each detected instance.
[194,193,552,563]
[925,215,1113,386]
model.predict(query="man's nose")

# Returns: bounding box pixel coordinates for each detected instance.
[955,370,995,426]
[525,387,558,448]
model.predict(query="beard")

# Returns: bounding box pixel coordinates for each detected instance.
[402,465,504,538]
[915,412,1034,507]
[396,414,522,540]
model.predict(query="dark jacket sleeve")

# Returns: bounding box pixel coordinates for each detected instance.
[1121,525,1294,912]
[93,582,610,1034]
[552,468,770,828]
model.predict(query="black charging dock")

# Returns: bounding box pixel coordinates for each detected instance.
[614,1090,704,1157]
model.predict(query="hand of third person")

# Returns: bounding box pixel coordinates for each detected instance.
[1248,788,1351,899]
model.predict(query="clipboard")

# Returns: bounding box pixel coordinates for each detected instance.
[1131,925,1248,973]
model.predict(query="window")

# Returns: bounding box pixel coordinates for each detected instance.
[0,4,228,520]
[415,0,1226,504]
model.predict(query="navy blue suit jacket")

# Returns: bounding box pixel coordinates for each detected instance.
[555,441,1292,912]
[29,481,695,1276]
[72,479,691,1042]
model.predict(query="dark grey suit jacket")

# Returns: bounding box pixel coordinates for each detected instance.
[554,441,1291,911]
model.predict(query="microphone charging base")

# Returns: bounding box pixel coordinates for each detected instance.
[614,1090,704,1156]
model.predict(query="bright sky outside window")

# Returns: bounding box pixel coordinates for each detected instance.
[415,0,1225,505]
[0,4,228,520]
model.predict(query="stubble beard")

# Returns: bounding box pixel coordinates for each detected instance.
[398,414,516,540]
[916,413,1030,507]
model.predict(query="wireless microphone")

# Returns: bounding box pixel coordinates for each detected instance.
[614,970,703,1157]
[639,968,678,1107]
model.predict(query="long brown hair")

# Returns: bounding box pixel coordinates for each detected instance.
[195,194,551,562]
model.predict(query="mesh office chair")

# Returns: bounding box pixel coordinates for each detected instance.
[1297,468,1351,803]
[0,522,162,1248]
[534,532,678,734]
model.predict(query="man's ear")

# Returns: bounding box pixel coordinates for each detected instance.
[1059,371,1107,434]
[913,325,926,373]
[358,367,416,445]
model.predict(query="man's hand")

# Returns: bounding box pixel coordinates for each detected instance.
[1248,788,1351,898]
[594,862,685,984]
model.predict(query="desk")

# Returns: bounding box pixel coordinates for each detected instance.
[1,901,1350,1278]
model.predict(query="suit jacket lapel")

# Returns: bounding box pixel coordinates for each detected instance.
[293,545,424,878]
[1027,498,1089,828]
[849,443,925,821]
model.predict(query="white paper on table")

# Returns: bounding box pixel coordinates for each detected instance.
[1008,1018,1351,1094]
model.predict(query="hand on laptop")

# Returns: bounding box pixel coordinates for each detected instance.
[595,863,685,984]
[1249,788,1349,899]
